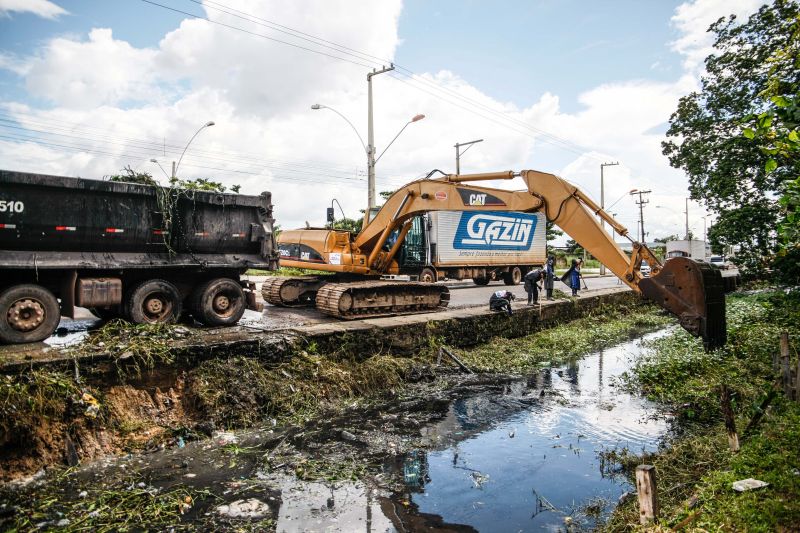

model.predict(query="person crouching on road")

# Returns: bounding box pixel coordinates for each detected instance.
[489,290,515,316]
[561,259,581,297]
[523,268,543,305]
[544,256,555,300]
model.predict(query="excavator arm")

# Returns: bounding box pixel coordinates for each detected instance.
[355,169,726,349]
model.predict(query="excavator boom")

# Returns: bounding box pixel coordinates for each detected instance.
[274,168,726,349]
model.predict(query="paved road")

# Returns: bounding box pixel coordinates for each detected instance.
[26,274,625,345]
[243,274,625,330]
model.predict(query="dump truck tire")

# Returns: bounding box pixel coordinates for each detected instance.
[420,268,437,283]
[190,278,245,326]
[125,279,182,325]
[0,284,61,344]
[504,267,522,285]
[473,276,490,286]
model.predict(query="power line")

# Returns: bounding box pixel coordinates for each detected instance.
[139,0,603,160]
[189,0,596,155]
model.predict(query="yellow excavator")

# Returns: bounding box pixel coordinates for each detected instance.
[265,169,726,349]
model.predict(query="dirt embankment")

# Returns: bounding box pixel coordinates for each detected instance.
[1,291,644,482]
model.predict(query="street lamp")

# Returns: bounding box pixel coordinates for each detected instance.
[174,121,215,179]
[312,103,425,216]
[455,139,484,175]
[607,189,637,211]
[311,104,366,152]
[375,114,425,164]
[149,159,170,181]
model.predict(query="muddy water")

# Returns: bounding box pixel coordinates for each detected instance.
[386,329,670,531]
[4,328,670,532]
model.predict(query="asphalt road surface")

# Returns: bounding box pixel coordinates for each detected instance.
[44,274,625,342]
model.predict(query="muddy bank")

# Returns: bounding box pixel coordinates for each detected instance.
[0,290,649,482]
[2,327,671,531]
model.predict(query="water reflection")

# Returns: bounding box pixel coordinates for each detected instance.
[389,330,670,532]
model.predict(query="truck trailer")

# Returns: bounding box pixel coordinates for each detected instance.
[395,210,547,285]
[0,170,279,344]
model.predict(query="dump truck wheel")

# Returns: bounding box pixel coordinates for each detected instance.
[472,276,490,286]
[190,278,245,326]
[125,279,182,324]
[504,267,522,285]
[420,268,437,283]
[0,284,61,344]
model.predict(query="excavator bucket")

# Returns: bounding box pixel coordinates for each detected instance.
[638,257,727,350]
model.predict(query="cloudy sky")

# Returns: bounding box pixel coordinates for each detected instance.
[0,0,764,241]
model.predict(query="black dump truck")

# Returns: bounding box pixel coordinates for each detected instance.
[0,170,279,344]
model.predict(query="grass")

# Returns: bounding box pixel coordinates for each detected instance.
[603,288,800,531]
[70,319,182,379]
[0,370,102,444]
[457,302,671,373]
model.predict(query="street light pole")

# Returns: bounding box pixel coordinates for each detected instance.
[455,139,484,175]
[174,121,215,179]
[367,64,395,209]
[684,197,690,240]
[599,161,619,275]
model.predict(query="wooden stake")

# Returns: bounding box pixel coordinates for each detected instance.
[795,357,800,403]
[635,464,659,524]
[720,385,740,452]
[780,332,791,397]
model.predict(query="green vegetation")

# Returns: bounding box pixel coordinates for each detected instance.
[458,303,670,373]
[187,352,421,428]
[2,475,215,532]
[71,319,182,379]
[0,370,101,442]
[245,266,333,277]
[604,289,800,530]
[663,0,800,276]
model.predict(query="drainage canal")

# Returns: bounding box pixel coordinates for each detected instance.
[3,328,671,531]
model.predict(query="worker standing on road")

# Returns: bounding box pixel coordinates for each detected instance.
[523,268,543,305]
[489,290,515,315]
[561,259,581,297]
[576,258,588,290]
[544,256,555,300]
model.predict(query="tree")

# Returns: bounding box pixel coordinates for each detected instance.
[743,12,800,283]
[654,234,680,244]
[108,165,241,193]
[662,0,800,276]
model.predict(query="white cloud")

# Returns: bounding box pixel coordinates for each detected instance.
[670,0,763,74]
[0,0,66,19]
[0,0,763,242]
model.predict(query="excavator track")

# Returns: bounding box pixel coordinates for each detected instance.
[315,281,450,319]
[260,276,328,307]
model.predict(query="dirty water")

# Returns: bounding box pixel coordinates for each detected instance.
[2,329,671,532]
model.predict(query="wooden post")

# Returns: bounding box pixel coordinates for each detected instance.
[780,332,790,397]
[795,357,800,402]
[720,385,740,452]
[635,464,659,524]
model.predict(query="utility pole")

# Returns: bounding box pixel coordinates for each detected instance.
[367,64,395,210]
[599,161,619,275]
[630,189,651,242]
[684,197,690,240]
[455,139,483,175]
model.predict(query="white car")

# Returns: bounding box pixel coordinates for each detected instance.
[709,256,726,269]
[640,260,651,277]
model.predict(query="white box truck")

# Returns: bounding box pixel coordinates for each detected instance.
[396,210,547,285]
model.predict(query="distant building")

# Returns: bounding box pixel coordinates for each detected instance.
[666,239,709,259]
